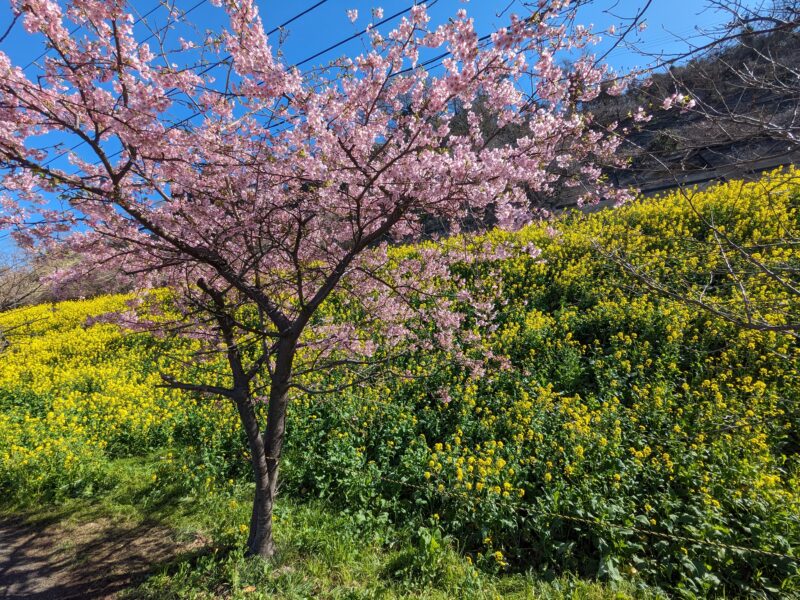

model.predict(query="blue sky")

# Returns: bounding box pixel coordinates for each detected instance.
[1,0,733,85]
[0,0,734,257]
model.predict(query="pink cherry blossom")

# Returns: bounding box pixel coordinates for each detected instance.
[662,92,695,112]
[0,0,634,559]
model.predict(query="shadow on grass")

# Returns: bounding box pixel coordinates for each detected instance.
[0,473,221,600]
[0,512,214,600]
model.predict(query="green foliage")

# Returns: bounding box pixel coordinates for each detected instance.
[2,169,800,597]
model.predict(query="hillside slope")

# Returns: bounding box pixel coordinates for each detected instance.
[1,169,799,597]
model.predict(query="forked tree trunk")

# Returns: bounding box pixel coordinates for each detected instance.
[235,394,275,558]
[240,341,294,559]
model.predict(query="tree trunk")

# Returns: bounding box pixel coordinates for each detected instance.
[241,338,295,559]
[246,477,276,558]
[235,394,276,558]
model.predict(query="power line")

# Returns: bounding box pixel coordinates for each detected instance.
[295,0,440,69]
[21,0,168,71]
[179,0,335,80]
[38,0,334,169]
[51,0,443,172]
[190,0,442,81]
[269,0,331,35]
[36,0,212,168]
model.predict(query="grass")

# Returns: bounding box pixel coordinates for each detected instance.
[3,454,665,599]
[7,173,799,596]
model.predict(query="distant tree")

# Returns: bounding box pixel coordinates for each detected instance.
[0,255,42,352]
[583,1,798,191]
[0,258,38,312]
[605,0,800,336]
[675,0,799,158]
[0,0,630,557]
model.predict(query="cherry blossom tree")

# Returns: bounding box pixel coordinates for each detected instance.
[0,0,630,557]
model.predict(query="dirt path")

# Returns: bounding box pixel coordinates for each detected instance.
[0,516,205,599]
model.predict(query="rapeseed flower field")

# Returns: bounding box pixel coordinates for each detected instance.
[1,169,798,597]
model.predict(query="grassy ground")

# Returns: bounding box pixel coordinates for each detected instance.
[2,456,663,599]
[5,172,799,596]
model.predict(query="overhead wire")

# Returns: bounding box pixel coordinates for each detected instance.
[21,0,169,71]
[35,0,212,167]
[294,0,440,69]
[38,0,335,168]
[50,0,445,172]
